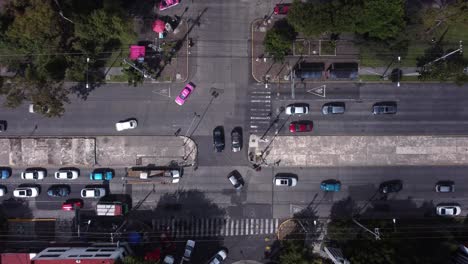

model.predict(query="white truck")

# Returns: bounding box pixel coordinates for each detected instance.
[127,167,181,183]
[96,202,128,216]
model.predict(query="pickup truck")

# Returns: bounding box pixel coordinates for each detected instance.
[127,167,181,183]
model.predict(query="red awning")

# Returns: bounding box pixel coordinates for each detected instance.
[144,248,161,260]
[129,45,146,60]
[152,19,166,33]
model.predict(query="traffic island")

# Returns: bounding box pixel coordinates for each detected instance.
[0,136,197,168]
[249,134,468,167]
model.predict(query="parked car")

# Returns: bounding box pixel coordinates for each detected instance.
[162,255,175,264]
[13,187,39,198]
[90,169,114,181]
[274,3,291,14]
[47,185,71,197]
[285,104,309,115]
[436,204,461,216]
[0,186,6,196]
[231,128,242,152]
[0,167,11,179]
[379,180,402,194]
[289,120,313,133]
[21,168,46,180]
[227,170,244,190]
[208,249,228,264]
[175,82,195,105]
[435,181,455,193]
[213,126,225,152]
[62,199,84,211]
[320,180,341,192]
[115,119,138,131]
[29,104,50,114]
[159,0,180,11]
[0,120,7,132]
[55,169,79,180]
[373,102,397,115]
[274,174,297,187]
[81,188,106,198]
[182,240,196,262]
[322,102,345,115]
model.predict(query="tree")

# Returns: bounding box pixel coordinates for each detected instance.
[264,19,296,62]
[278,240,331,264]
[355,0,406,40]
[287,0,332,37]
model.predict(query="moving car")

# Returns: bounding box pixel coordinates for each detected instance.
[0,186,6,196]
[379,180,403,194]
[175,82,195,105]
[274,174,297,187]
[13,187,39,198]
[436,204,461,216]
[320,180,341,192]
[372,102,397,115]
[0,120,7,132]
[47,185,71,197]
[81,188,106,198]
[227,170,244,190]
[29,104,50,114]
[62,199,84,211]
[21,169,46,180]
[274,3,291,15]
[182,240,196,262]
[90,169,114,181]
[55,169,79,180]
[208,249,228,264]
[289,120,313,133]
[231,128,242,152]
[322,102,345,115]
[213,126,225,152]
[162,255,174,264]
[285,104,309,115]
[115,119,138,131]
[0,167,11,179]
[159,0,180,11]
[435,181,455,193]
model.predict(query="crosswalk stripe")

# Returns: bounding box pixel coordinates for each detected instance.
[260,219,264,235]
[250,219,255,235]
[274,219,278,233]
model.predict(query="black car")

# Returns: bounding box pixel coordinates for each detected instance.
[0,120,7,132]
[379,180,403,194]
[213,126,225,152]
[47,185,71,197]
[373,102,397,115]
[231,128,242,152]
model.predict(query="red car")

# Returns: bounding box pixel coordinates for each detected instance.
[274,3,291,15]
[62,199,83,211]
[289,121,313,133]
[159,0,180,11]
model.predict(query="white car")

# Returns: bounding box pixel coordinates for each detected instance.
[163,255,174,264]
[182,240,196,261]
[274,175,297,187]
[436,205,461,216]
[55,169,79,180]
[0,186,6,196]
[285,104,309,115]
[29,104,50,114]
[13,187,39,198]
[81,188,106,198]
[21,169,46,180]
[115,119,138,131]
[208,249,227,264]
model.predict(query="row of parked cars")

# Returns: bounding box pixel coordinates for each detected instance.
[0,185,106,199]
[213,126,242,152]
[162,239,226,264]
[0,167,114,180]
[285,101,398,116]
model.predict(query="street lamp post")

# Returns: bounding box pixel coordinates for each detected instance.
[86,57,90,89]
[397,56,401,87]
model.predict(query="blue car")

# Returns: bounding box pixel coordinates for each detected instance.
[320,181,341,192]
[0,168,11,179]
[90,169,114,181]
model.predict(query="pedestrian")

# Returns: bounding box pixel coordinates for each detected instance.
[174,128,181,136]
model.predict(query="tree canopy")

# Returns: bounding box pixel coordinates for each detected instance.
[264,19,296,62]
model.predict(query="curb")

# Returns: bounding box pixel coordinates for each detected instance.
[251,18,265,83]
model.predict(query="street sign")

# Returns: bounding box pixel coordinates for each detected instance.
[307,85,326,98]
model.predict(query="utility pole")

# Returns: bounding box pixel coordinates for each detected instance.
[122,59,155,81]
[53,0,74,24]
[424,40,463,67]
[352,218,380,240]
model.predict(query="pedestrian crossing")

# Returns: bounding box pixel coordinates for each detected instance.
[153,218,279,238]
[249,88,272,134]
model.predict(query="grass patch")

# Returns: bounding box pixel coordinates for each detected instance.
[320,40,336,56]
[293,39,309,56]
[107,74,128,82]
[359,75,389,81]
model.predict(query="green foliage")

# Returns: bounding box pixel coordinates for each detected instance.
[122,66,144,87]
[287,0,332,37]
[278,240,330,264]
[122,256,157,264]
[264,19,296,62]
[356,0,406,40]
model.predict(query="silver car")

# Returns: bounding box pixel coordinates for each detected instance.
[435,181,455,193]
[227,170,244,190]
[322,102,345,115]
[436,204,461,216]
[182,240,196,262]
[274,175,297,187]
